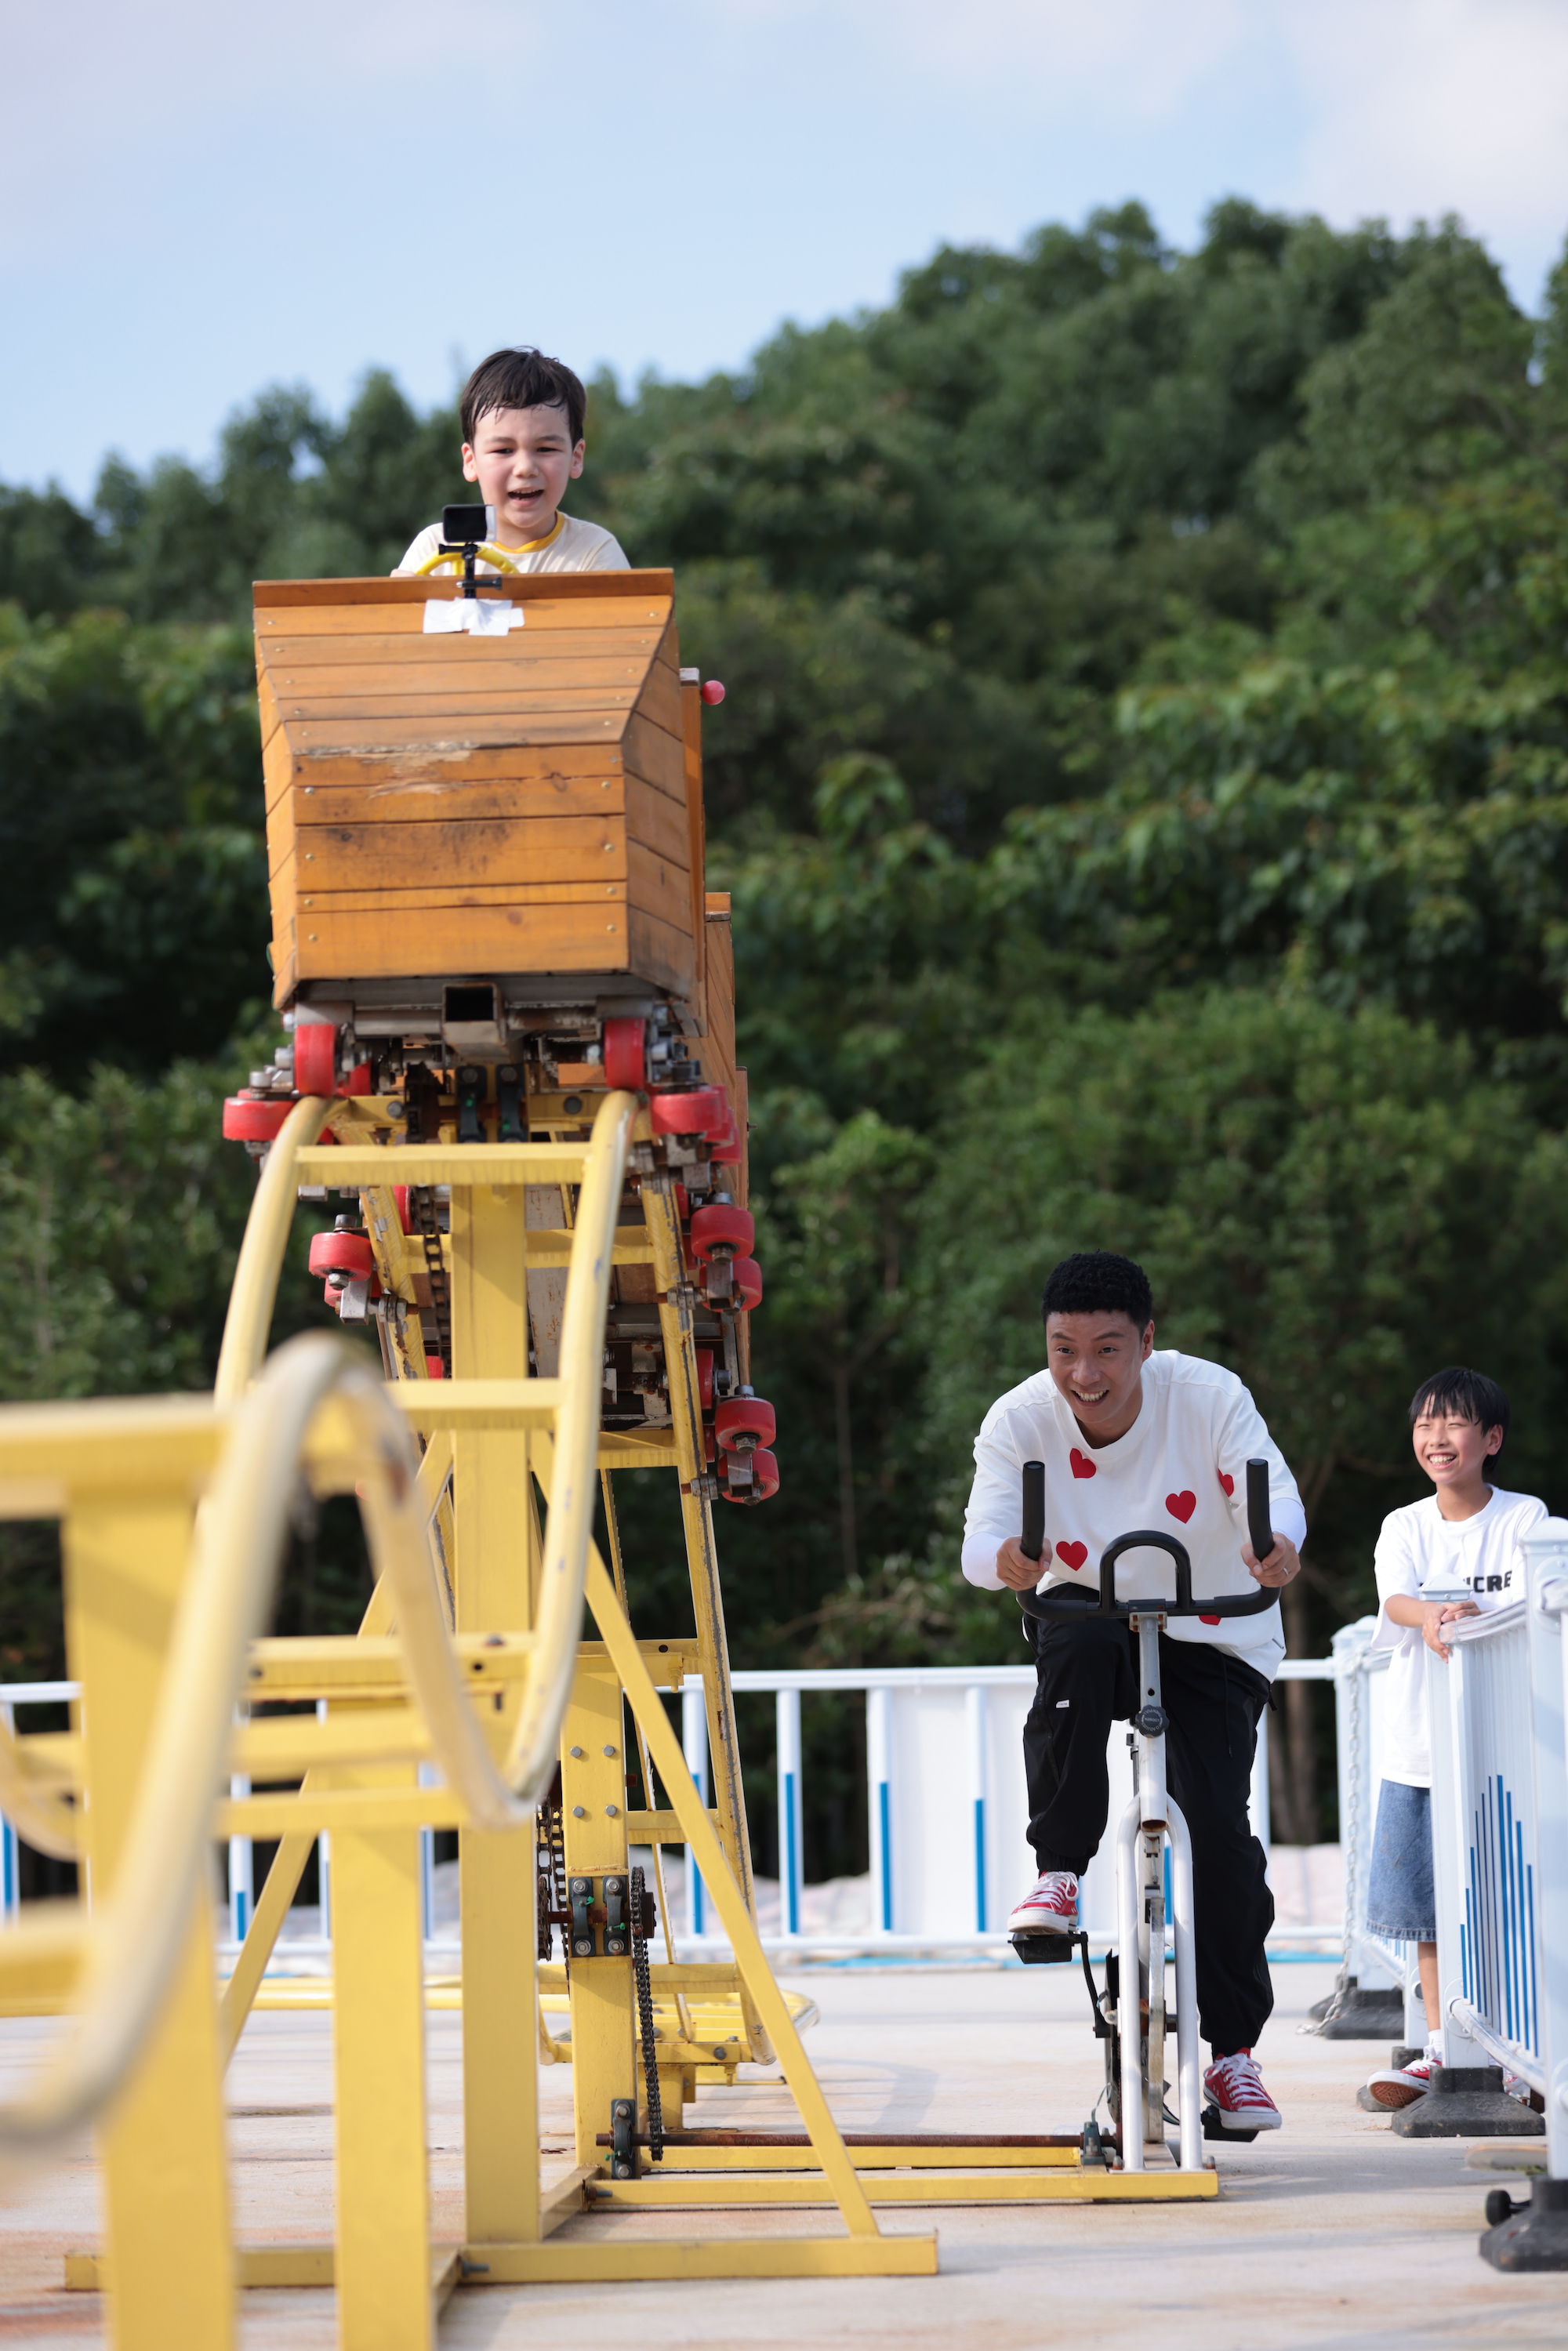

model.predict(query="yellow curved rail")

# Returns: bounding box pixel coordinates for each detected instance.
[412,544,521,577]
[0,1089,634,2146]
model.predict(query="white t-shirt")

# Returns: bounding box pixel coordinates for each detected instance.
[393,513,630,575]
[960,1350,1306,1677]
[1371,1486,1547,1786]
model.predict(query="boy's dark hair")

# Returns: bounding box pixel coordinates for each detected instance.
[1042,1250,1153,1330]
[1410,1366,1510,1458]
[460,348,587,445]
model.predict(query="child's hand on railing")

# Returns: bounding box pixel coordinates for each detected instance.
[1421,1599,1480,1658]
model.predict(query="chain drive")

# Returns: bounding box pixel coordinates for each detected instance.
[630,1866,663,2162]
[406,1185,452,1373]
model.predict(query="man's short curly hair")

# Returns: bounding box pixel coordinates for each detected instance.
[1041,1250,1153,1330]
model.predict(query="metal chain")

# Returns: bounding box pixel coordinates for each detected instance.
[535,1794,569,1976]
[406,1186,452,1373]
[630,1866,663,2162]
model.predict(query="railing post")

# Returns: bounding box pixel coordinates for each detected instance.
[866,1685,892,1936]
[227,1777,252,1945]
[1526,1521,1568,2182]
[964,1685,988,1932]
[1428,1627,1486,2067]
[1,1700,16,1924]
[775,1688,803,1940]
[683,1682,710,1939]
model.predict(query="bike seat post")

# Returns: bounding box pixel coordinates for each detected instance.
[1130,1611,1168,1829]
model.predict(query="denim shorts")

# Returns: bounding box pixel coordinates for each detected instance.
[1365,1778,1436,1942]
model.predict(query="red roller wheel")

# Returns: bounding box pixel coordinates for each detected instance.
[309,1230,374,1279]
[393,1186,415,1235]
[425,1355,447,1380]
[673,1181,691,1224]
[341,1061,372,1097]
[715,1395,775,1451]
[730,1257,763,1311]
[222,1095,294,1141]
[293,1021,338,1096]
[650,1085,727,1140]
[603,1015,646,1092]
[695,1348,715,1411]
[709,1111,742,1163]
[690,1203,754,1263]
[720,1446,779,1505]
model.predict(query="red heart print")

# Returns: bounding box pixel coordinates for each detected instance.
[1166,1491,1197,1524]
[1200,1613,1221,1626]
[1056,1540,1088,1571]
[1218,1472,1234,1497]
[1069,1447,1096,1480]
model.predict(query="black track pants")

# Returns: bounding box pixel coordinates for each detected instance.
[1022,1613,1275,2057]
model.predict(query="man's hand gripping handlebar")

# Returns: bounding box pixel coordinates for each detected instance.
[1011,1458,1281,1624]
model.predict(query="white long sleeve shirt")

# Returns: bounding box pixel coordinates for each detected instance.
[960,1350,1306,1678]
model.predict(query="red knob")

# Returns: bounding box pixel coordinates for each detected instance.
[690,1203,755,1263]
[715,1395,775,1450]
[729,1257,763,1311]
[293,1021,337,1097]
[720,1446,779,1504]
[309,1230,375,1279]
[650,1085,728,1140]
[603,1015,646,1092]
[700,680,725,706]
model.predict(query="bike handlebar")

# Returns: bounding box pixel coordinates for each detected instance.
[1017,1457,1279,1624]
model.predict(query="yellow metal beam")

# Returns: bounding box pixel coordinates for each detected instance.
[295,1143,590,1186]
[460,2237,938,2280]
[589,2168,1218,2206]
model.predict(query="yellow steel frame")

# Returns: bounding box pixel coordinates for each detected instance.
[0,1073,1226,2344]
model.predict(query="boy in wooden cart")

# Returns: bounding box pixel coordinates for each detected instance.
[395,347,629,577]
[961,1251,1307,2133]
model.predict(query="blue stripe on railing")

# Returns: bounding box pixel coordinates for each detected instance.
[783,1770,800,1936]
[973,1798,985,1934]
[878,1780,892,1932]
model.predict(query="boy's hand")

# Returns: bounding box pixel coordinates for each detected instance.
[1422,1600,1479,1658]
[1243,1533,1302,1588]
[996,1536,1051,1591]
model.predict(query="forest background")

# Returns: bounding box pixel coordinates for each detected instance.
[4,196,1568,1871]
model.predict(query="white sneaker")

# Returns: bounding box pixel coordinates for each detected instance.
[1006,1870,1080,1934]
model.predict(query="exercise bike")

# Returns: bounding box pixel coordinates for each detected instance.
[1011,1460,1277,2171]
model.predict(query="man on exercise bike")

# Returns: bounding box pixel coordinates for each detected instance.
[961,1250,1306,2132]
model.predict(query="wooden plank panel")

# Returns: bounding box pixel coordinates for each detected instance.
[280,712,630,752]
[267,743,624,811]
[254,570,673,610]
[291,774,627,828]
[626,840,694,933]
[637,653,684,740]
[256,593,672,638]
[623,775,691,868]
[299,880,626,914]
[702,895,737,1102]
[265,655,658,706]
[262,727,296,815]
[622,715,687,803]
[258,663,283,751]
[278,688,641,729]
[681,676,707,1017]
[267,785,296,882]
[257,627,664,669]
[294,902,633,982]
[296,816,627,893]
[623,902,698,1002]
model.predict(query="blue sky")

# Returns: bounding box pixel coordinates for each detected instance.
[6,0,1568,501]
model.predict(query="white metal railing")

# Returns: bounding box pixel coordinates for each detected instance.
[1524,1520,1568,2176]
[1330,1622,1426,2039]
[2,1660,1335,1957]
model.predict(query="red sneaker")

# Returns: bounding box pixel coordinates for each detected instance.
[1006,1870,1080,1934]
[1365,2055,1436,2110]
[1203,2049,1282,2132]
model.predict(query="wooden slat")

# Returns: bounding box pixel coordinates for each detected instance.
[637,651,684,740]
[265,743,624,813]
[254,569,673,609]
[279,687,641,728]
[289,775,626,828]
[267,785,296,882]
[624,902,699,1002]
[294,902,633,981]
[279,712,630,752]
[266,656,658,708]
[681,675,707,1018]
[626,840,693,933]
[623,775,691,868]
[256,594,672,639]
[297,880,625,915]
[295,816,632,893]
[622,714,687,803]
[257,627,663,669]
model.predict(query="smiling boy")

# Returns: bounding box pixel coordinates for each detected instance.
[962,1250,1307,2132]
[394,347,629,575]
[1361,1368,1545,2110]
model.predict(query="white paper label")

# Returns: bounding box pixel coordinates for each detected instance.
[422,598,523,635]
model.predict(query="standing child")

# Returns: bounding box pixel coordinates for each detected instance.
[1362,1367,1545,2108]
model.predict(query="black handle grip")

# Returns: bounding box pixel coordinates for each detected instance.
[1022,1460,1046,1562]
[1246,1457,1273,1563]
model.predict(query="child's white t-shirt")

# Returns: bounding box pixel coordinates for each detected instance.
[1371,1487,1548,1786]
[393,513,630,575]
[960,1349,1306,1677]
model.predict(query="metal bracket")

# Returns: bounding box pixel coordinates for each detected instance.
[569,1875,596,1959]
[496,1064,524,1143]
[602,1874,629,1958]
[609,2098,637,2180]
